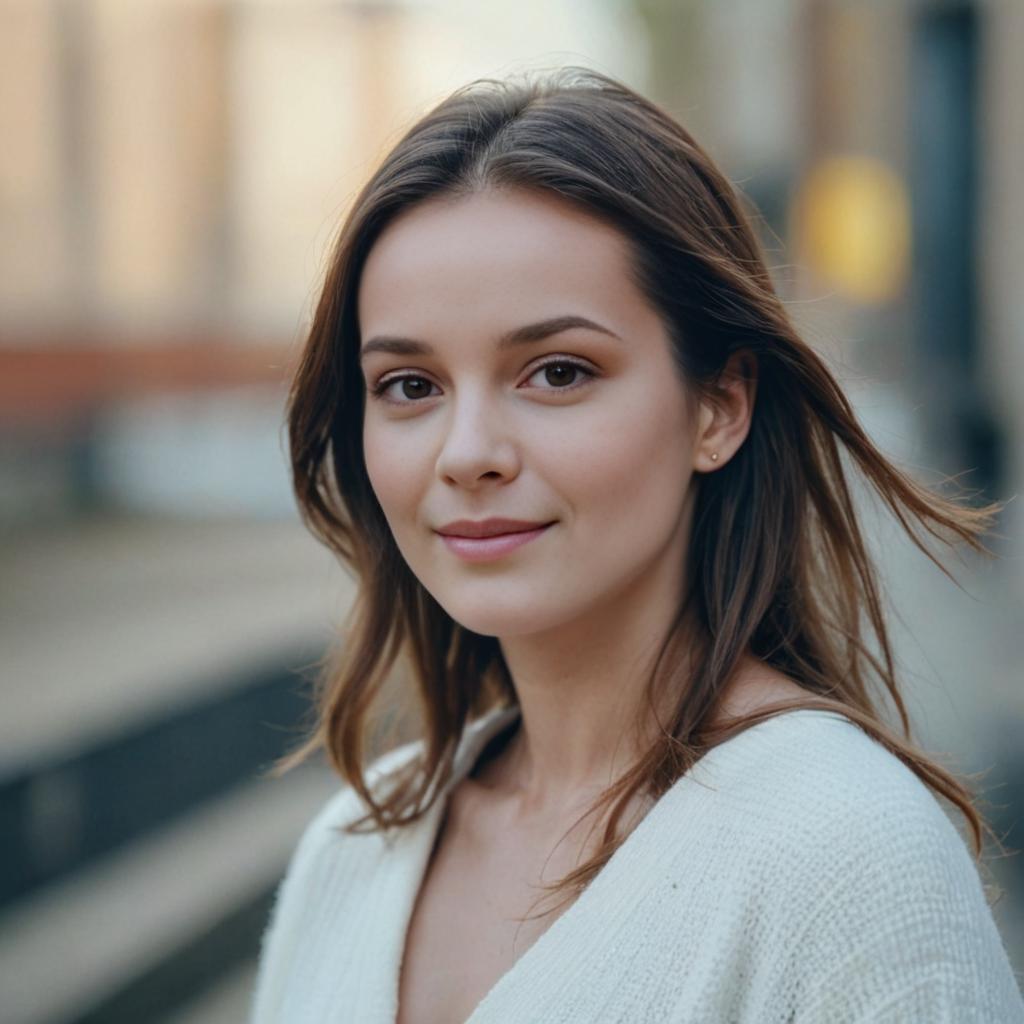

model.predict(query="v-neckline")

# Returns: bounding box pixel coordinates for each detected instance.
[390,703,523,1024]
[389,703,848,1024]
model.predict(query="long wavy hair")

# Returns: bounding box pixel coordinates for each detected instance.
[273,66,1007,921]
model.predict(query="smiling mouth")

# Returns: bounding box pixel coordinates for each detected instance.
[437,522,555,562]
[436,518,555,539]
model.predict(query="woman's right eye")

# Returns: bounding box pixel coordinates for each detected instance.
[370,374,439,404]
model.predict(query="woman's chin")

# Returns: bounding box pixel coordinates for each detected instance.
[438,599,561,639]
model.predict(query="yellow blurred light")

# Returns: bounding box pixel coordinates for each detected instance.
[791,156,911,305]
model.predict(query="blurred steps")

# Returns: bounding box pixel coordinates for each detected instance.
[0,761,340,1024]
[1,649,324,910]
[0,515,354,904]
[160,963,259,1024]
[0,516,356,1022]
[0,515,353,776]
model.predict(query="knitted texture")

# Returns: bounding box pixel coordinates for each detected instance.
[248,707,1024,1023]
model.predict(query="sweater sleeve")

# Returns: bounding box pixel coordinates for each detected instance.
[791,778,1024,1023]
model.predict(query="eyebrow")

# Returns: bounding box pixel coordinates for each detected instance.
[358,314,621,360]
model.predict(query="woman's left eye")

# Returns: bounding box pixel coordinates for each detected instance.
[523,358,596,391]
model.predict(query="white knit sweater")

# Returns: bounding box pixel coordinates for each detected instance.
[248,706,1024,1023]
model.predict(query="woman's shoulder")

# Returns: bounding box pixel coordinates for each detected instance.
[691,709,1023,1015]
[248,735,435,1022]
[291,734,429,854]
[728,710,1024,1016]
[711,709,1010,955]
[682,706,993,911]
[253,738,429,953]
[707,707,966,853]
[283,704,517,869]
[708,666,950,832]
[710,706,937,801]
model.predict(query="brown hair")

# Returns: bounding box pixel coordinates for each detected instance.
[274,66,1007,921]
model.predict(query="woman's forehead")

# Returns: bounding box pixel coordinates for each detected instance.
[357,189,652,344]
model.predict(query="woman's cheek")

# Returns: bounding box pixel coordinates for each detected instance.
[364,423,422,509]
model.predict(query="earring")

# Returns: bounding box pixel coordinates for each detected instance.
[710,452,719,462]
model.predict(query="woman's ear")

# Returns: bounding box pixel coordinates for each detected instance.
[693,350,757,473]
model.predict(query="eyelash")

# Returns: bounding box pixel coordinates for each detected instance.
[368,356,597,404]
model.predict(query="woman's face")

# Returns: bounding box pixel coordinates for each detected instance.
[358,187,704,638]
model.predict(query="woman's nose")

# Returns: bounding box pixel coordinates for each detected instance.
[434,392,520,487]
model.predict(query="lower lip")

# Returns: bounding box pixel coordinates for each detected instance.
[438,523,554,562]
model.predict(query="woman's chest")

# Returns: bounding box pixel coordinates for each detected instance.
[395,811,577,1024]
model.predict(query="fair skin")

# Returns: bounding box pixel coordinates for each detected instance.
[358,187,806,1023]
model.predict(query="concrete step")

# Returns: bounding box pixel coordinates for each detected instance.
[0,515,354,777]
[0,760,340,1024]
[2,650,323,909]
[160,962,259,1024]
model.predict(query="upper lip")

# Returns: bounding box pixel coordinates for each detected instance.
[435,518,554,538]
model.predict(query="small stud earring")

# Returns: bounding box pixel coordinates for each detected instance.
[710,452,719,462]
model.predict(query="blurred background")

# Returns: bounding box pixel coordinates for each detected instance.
[1,0,1022,1021]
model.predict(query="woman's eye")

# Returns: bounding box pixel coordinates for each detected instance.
[370,376,439,403]
[523,359,595,391]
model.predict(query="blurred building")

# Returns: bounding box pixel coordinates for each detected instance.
[0,0,647,523]
[638,0,1024,526]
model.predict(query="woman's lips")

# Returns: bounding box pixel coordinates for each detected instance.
[438,523,554,562]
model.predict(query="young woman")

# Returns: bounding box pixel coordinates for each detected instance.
[248,68,1024,1022]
